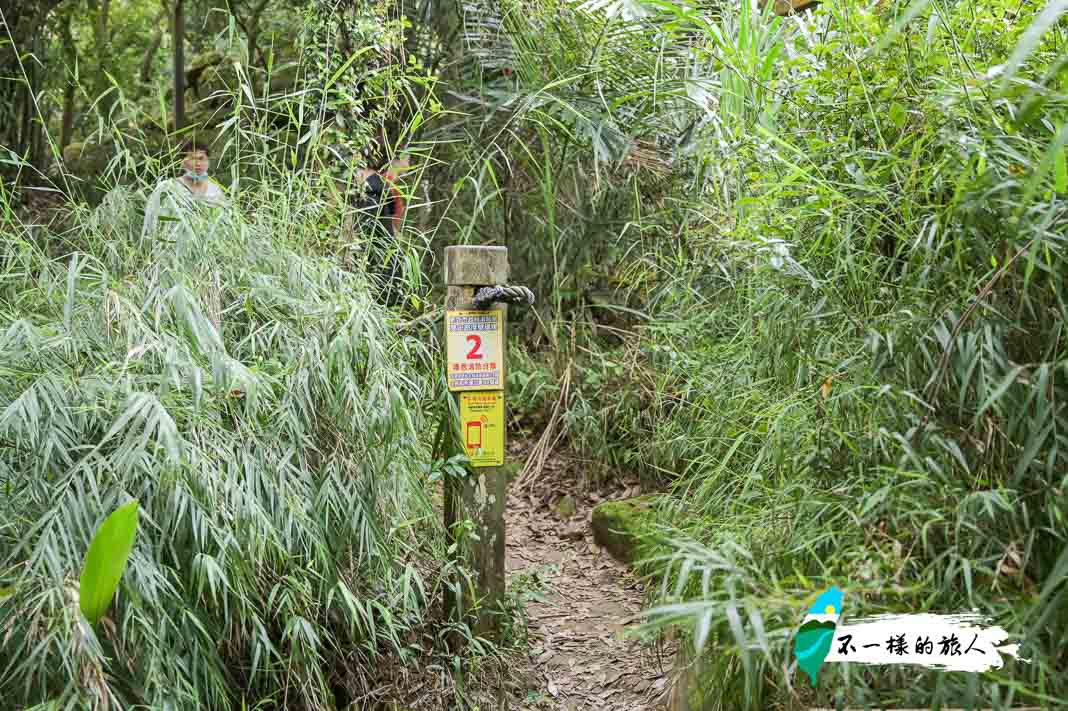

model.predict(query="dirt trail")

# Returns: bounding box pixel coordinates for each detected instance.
[504,445,675,710]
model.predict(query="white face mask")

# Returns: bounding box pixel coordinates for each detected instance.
[184,169,208,183]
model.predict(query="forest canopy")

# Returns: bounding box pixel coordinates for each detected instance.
[2,0,1067,709]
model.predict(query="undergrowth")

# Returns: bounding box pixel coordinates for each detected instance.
[496,1,1068,709]
[0,10,512,707]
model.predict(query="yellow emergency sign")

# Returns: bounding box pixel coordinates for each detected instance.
[459,391,505,467]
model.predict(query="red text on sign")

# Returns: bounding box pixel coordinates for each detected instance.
[466,335,483,360]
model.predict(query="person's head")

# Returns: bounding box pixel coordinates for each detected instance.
[179,139,211,182]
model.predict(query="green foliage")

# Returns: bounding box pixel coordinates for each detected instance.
[624,1,1068,708]
[302,0,431,173]
[590,495,664,565]
[7,0,1068,707]
[470,0,1068,708]
[0,42,493,706]
[79,500,140,626]
[0,178,437,707]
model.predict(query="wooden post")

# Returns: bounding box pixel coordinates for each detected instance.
[443,246,508,638]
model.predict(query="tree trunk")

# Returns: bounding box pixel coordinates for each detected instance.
[245,0,269,67]
[141,5,167,85]
[61,83,76,153]
[760,0,820,16]
[174,0,186,130]
[247,26,260,67]
[60,12,77,151]
[3,0,65,178]
[23,30,46,171]
[228,1,262,67]
[87,0,114,114]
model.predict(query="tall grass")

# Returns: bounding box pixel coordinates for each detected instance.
[628,1,1068,708]
[0,170,451,709]
[444,0,1068,708]
[0,15,502,709]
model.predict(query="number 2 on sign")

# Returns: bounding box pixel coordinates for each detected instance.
[466,335,483,360]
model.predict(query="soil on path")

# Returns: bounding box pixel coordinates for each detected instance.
[504,444,676,710]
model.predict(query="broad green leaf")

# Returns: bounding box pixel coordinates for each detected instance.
[889,102,907,130]
[79,500,140,625]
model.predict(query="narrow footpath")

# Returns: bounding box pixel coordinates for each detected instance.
[503,443,675,710]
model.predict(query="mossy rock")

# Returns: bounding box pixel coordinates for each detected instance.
[63,141,114,176]
[187,50,228,97]
[591,494,661,565]
[61,141,122,203]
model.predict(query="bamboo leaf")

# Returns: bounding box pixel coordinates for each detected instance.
[64,253,79,333]
[694,608,712,652]
[974,365,1025,424]
[324,47,374,91]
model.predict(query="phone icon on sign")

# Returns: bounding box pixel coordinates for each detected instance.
[466,421,482,450]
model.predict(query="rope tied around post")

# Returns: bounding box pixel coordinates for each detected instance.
[473,284,535,309]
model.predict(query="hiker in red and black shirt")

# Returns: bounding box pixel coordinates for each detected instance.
[355,155,409,306]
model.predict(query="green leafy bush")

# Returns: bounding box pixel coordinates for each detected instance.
[441,0,1068,707]
[632,1,1068,708]
[0,168,454,708]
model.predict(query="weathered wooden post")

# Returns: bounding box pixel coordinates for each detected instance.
[443,246,509,637]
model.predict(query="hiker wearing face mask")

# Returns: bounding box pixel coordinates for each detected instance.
[142,139,228,243]
[353,154,410,307]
